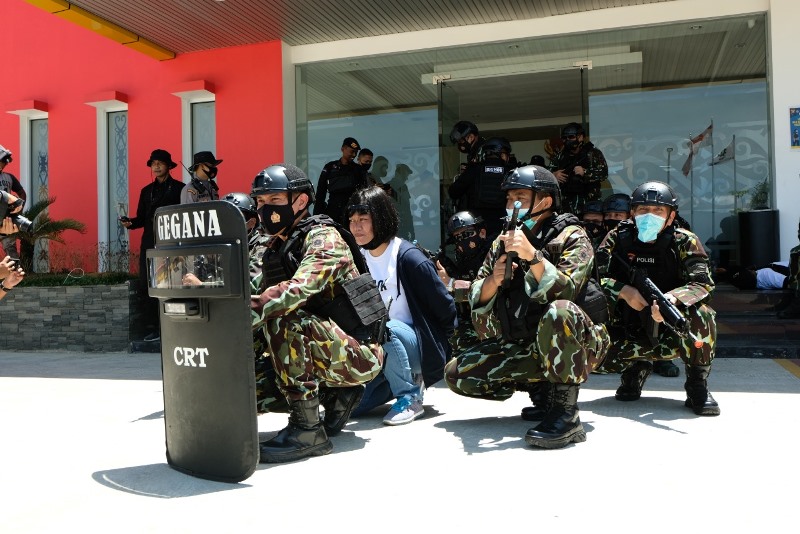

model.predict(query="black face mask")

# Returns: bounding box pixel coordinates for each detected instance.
[563,139,580,151]
[258,202,297,236]
[455,236,487,266]
[604,219,621,232]
[457,141,470,154]
[584,222,605,240]
[205,166,218,180]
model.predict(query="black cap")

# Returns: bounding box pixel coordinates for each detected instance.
[342,137,361,151]
[189,151,223,171]
[146,149,177,169]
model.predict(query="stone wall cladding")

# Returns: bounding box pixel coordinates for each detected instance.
[1,284,129,352]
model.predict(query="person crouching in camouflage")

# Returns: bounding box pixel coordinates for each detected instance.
[220,191,289,415]
[595,181,720,416]
[250,164,384,463]
[444,165,610,449]
[434,211,492,353]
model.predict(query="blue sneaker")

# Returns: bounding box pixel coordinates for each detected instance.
[382,397,424,426]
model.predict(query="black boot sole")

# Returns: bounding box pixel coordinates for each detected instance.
[259,440,333,463]
[524,424,587,449]
[684,398,721,416]
[614,391,642,401]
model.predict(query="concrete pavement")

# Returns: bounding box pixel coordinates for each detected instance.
[1,351,798,533]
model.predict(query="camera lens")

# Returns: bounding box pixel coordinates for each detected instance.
[10,214,33,234]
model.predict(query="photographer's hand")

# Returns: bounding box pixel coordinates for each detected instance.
[1,217,19,235]
[552,169,568,184]
[0,255,13,278]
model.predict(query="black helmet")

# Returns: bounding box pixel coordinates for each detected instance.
[582,200,604,216]
[449,120,479,144]
[562,122,585,138]
[251,163,315,205]
[446,211,484,236]
[223,192,257,220]
[602,193,632,214]
[501,165,561,211]
[630,181,678,209]
[478,137,511,161]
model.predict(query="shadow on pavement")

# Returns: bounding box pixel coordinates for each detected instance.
[92,464,250,497]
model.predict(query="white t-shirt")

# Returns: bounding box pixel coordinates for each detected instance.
[363,237,413,326]
[756,267,787,290]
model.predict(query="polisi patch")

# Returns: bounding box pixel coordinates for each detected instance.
[156,209,222,241]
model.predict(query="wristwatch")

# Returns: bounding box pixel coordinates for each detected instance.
[530,249,545,266]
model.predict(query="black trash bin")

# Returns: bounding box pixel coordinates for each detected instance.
[738,209,780,268]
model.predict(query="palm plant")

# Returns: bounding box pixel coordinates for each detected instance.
[9,197,87,273]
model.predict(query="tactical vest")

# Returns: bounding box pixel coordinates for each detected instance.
[494,213,608,343]
[259,215,388,343]
[609,220,682,335]
[611,220,682,292]
[473,158,508,210]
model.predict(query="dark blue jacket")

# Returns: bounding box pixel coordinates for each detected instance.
[395,240,457,387]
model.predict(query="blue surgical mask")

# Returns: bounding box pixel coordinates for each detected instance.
[506,208,529,219]
[635,213,666,242]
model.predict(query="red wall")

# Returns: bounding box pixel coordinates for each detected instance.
[1,1,285,270]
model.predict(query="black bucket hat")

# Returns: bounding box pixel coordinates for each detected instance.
[146,149,178,169]
[189,150,223,171]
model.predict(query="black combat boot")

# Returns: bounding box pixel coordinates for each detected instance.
[259,397,333,463]
[653,359,680,377]
[615,360,653,401]
[520,382,554,421]
[320,385,365,436]
[684,365,721,416]
[524,384,586,449]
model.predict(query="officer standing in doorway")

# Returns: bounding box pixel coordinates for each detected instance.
[448,137,513,238]
[549,122,608,216]
[315,137,369,225]
[449,120,485,164]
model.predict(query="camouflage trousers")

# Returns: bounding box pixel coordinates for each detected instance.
[254,345,288,414]
[601,303,716,372]
[449,321,481,355]
[444,300,610,400]
[257,308,384,402]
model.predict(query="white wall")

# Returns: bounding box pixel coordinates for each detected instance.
[769,0,800,259]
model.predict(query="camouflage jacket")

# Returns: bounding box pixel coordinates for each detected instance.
[596,225,714,322]
[469,216,595,339]
[251,222,360,326]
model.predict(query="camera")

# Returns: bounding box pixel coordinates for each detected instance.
[0,191,33,234]
[8,257,20,271]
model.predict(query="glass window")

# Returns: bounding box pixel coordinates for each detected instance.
[107,110,129,270]
[148,253,226,289]
[295,14,769,269]
[191,101,216,155]
[30,118,49,272]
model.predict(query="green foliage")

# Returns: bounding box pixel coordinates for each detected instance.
[17,271,136,287]
[8,197,87,273]
[749,177,770,210]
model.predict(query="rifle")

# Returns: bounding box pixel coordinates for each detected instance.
[501,200,521,290]
[629,266,689,344]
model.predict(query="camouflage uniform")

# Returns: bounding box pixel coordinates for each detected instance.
[596,222,716,369]
[548,142,608,216]
[251,223,383,402]
[248,230,289,414]
[444,218,610,399]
